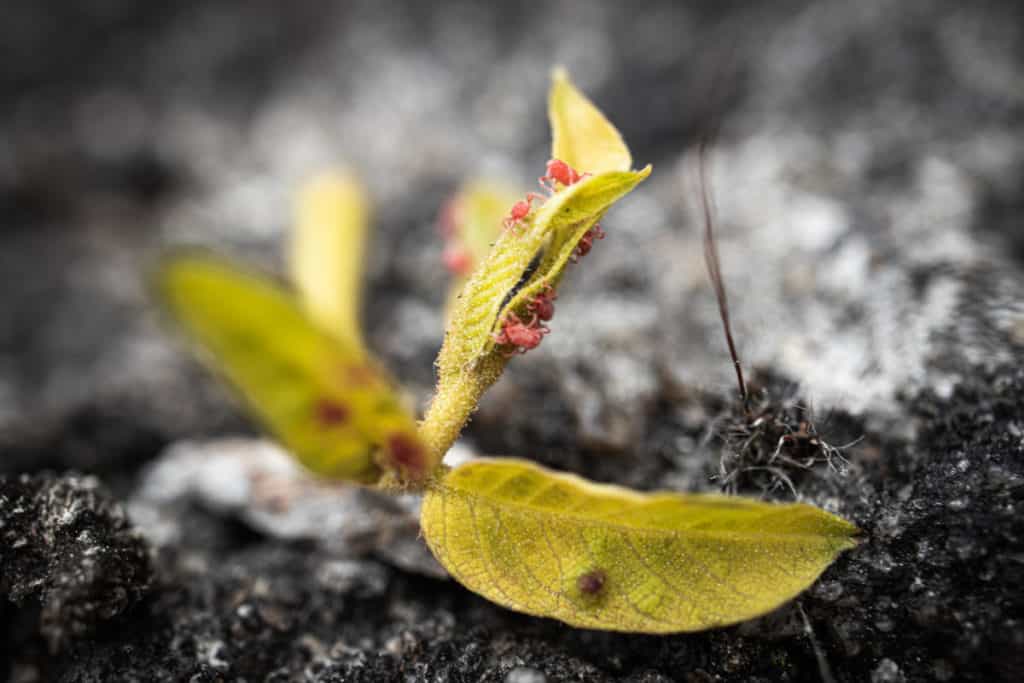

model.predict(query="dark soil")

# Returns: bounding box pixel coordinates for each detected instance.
[2,366,1021,682]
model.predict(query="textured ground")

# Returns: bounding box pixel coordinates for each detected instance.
[2,1,1023,681]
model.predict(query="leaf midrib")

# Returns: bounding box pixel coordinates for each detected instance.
[432,482,856,543]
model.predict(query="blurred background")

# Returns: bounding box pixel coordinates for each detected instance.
[1,0,1022,456]
[1,1,1023,680]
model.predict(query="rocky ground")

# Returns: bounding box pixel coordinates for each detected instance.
[2,1,1023,681]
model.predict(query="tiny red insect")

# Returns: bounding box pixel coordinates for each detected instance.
[503,192,544,233]
[526,283,557,322]
[539,158,587,192]
[493,312,549,355]
[572,224,605,261]
[442,244,473,275]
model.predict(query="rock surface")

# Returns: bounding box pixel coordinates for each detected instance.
[2,0,1023,681]
[129,438,444,577]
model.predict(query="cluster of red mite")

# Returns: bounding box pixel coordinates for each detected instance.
[440,159,603,356]
[503,158,598,358]
[498,159,604,355]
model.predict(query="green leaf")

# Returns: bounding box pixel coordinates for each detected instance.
[549,67,632,174]
[290,171,370,350]
[421,458,859,633]
[156,254,432,486]
[418,168,650,462]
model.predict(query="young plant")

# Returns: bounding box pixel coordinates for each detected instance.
[156,69,858,634]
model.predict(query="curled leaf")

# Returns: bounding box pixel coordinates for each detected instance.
[156,254,432,485]
[419,168,649,461]
[421,458,859,633]
[495,166,651,337]
[291,171,370,350]
[443,169,649,371]
[549,67,632,175]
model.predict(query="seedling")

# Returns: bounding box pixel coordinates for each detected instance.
[156,68,858,633]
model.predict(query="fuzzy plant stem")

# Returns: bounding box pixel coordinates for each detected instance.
[418,355,506,467]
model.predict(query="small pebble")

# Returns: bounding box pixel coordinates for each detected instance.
[506,667,546,683]
[871,658,905,683]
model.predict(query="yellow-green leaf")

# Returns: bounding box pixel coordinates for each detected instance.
[156,254,432,485]
[549,67,632,175]
[421,458,859,633]
[290,170,369,350]
[419,168,649,462]
[454,181,521,271]
[441,182,521,321]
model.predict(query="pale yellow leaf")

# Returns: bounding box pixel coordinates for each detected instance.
[290,171,369,350]
[156,254,433,485]
[549,67,632,175]
[455,181,522,271]
[441,182,522,321]
[421,458,859,633]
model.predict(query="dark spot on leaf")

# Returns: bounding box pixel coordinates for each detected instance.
[577,569,607,595]
[387,433,425,473]
[314,398,350,426]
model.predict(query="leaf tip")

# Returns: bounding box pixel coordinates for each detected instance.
[547,68,632,175]
[299,168,366,204]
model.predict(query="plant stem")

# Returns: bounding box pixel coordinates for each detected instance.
[418,355,505,467]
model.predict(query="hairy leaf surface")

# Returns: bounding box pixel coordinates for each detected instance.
[157,254,430,484]
[421,458,859,633]
[290,171,369,350]
[420,169,648,461]
[439,168,650,373]
[498,166,651,325]
[549,66,632,175]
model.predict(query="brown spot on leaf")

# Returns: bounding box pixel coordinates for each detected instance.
[577,569,607,596]
[386,432,425,473]
[314,398,350,426]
